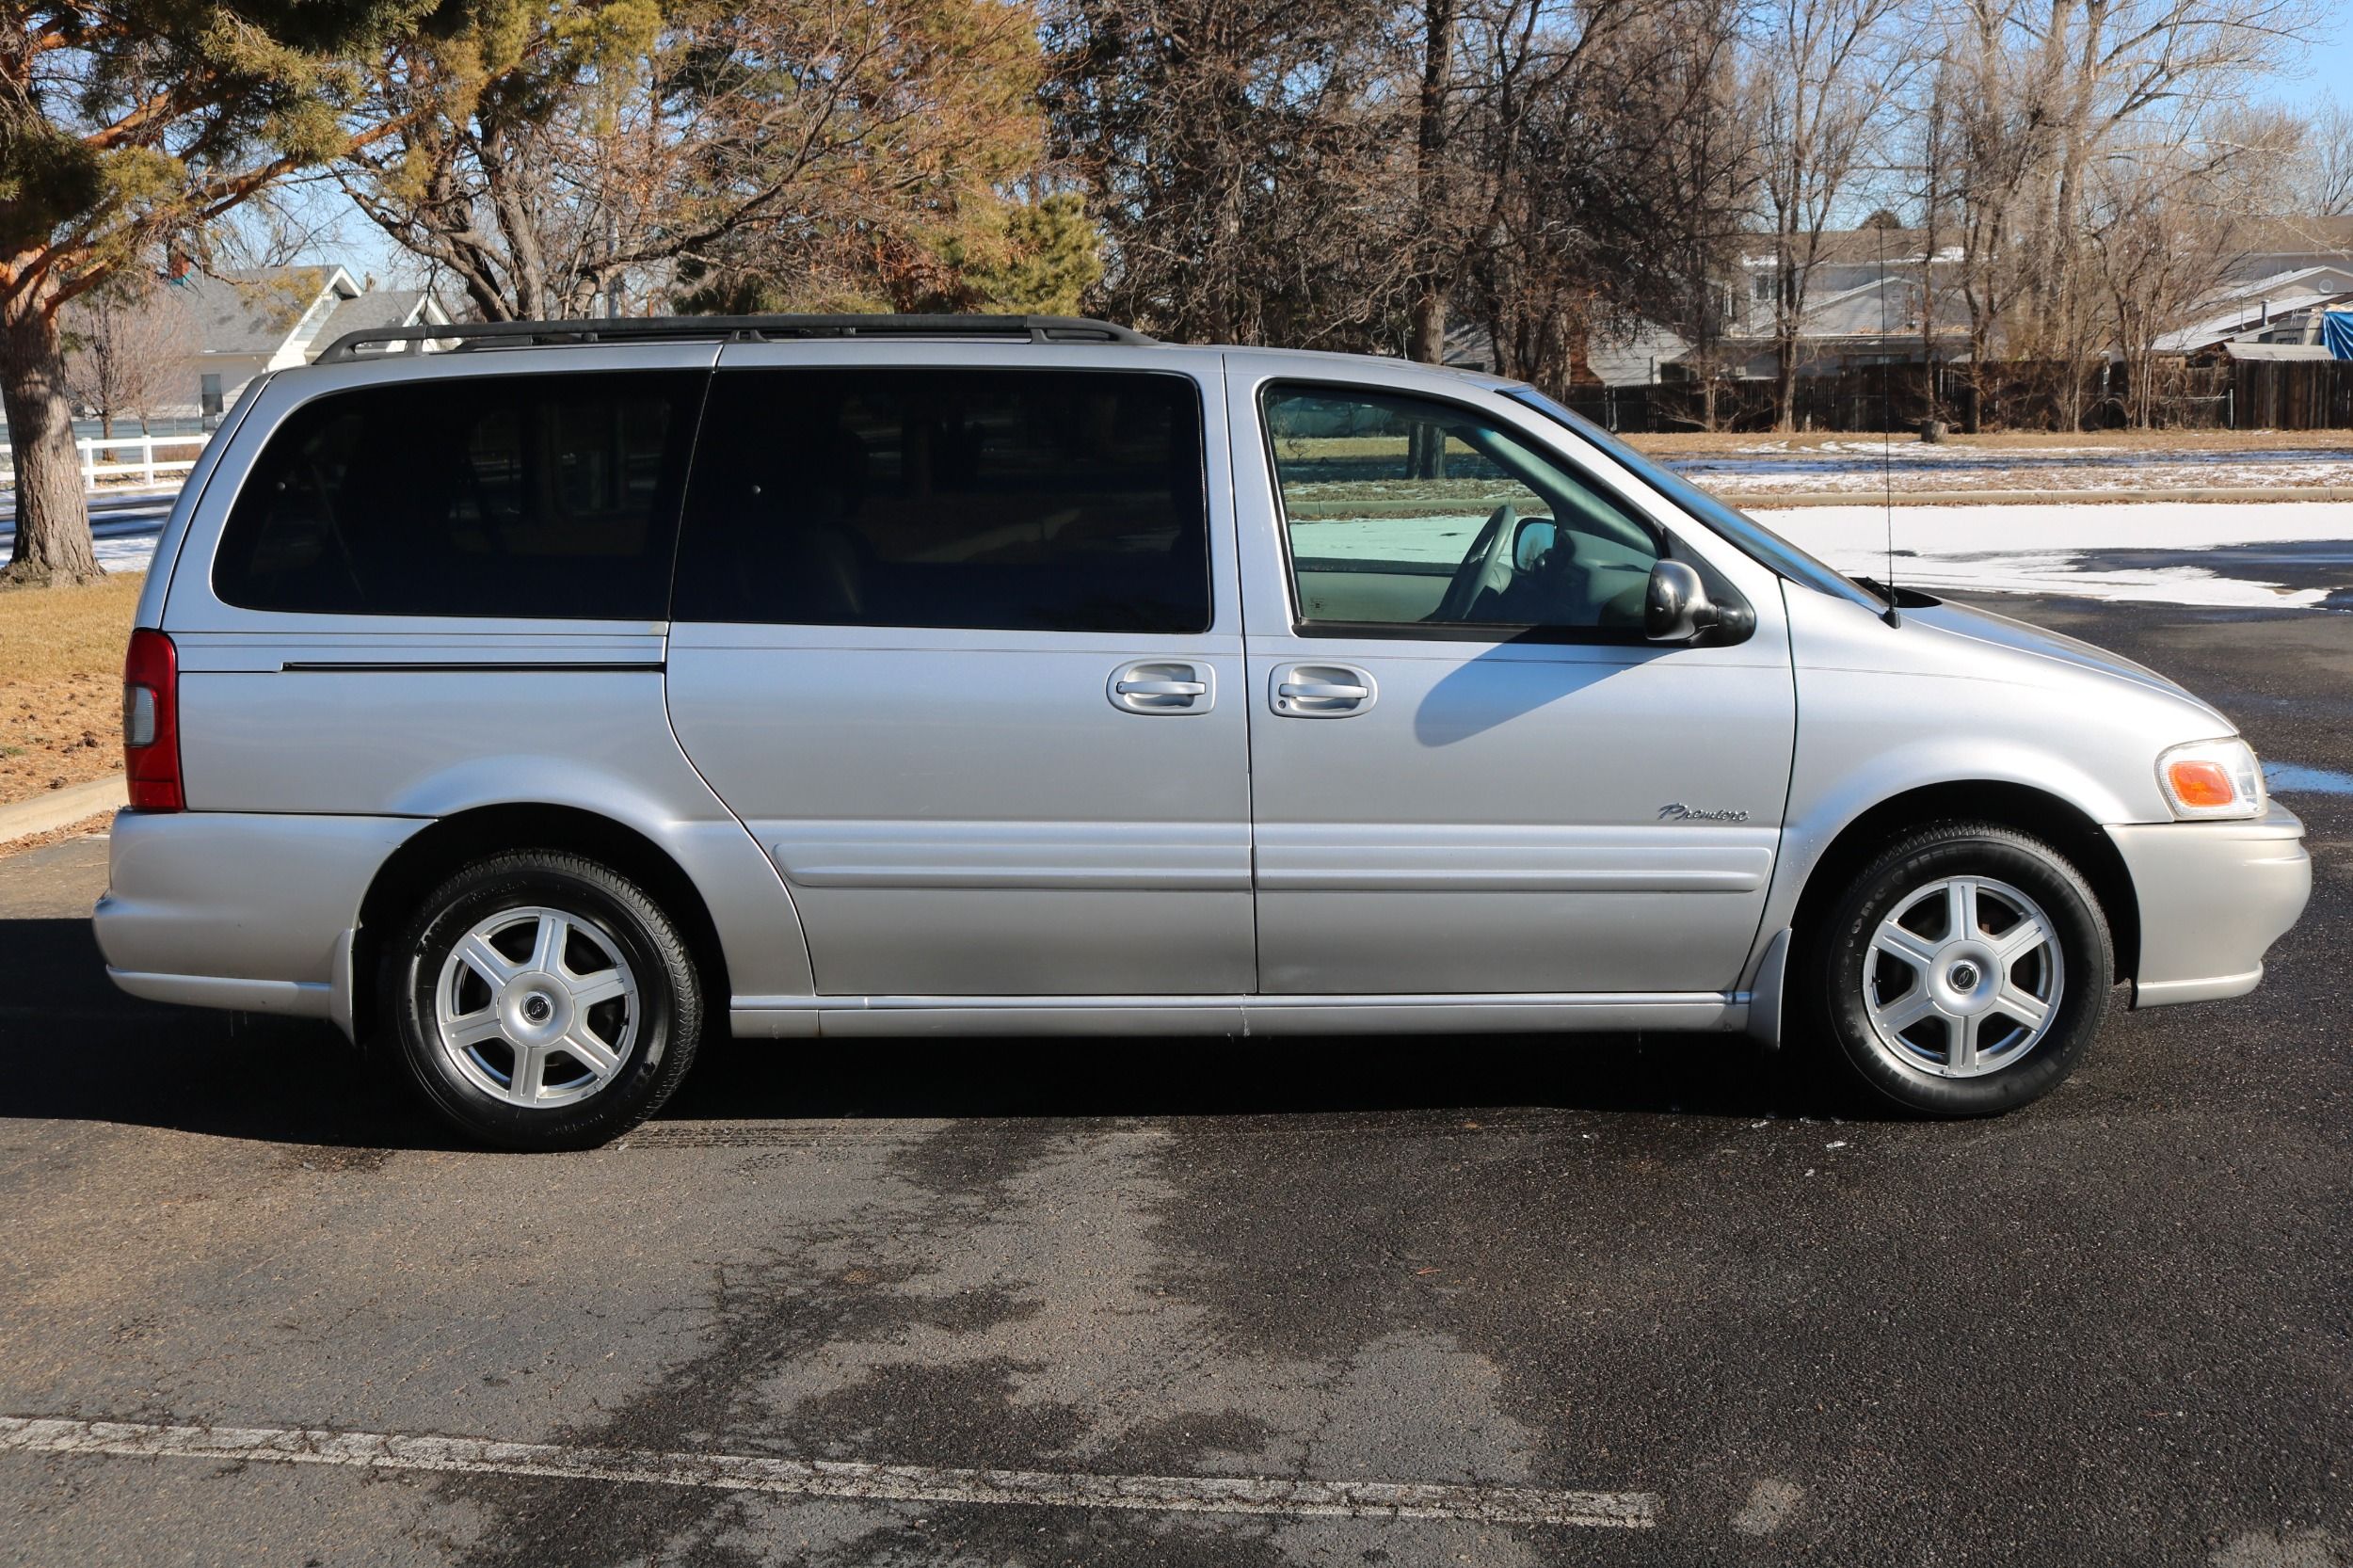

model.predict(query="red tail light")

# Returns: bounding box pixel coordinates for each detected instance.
[122,629,183,811]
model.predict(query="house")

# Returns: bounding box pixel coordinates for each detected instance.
[165,264,451,424]
[2158,264,2353,363]
[1697,216,2353,379]
[1439,319,1692,388]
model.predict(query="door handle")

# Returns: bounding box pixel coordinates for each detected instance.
[1109,661,1215,714]
[1271,664,1377,717]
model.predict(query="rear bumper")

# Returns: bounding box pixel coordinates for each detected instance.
[2105,804,2312,1008]
[92,810,424,1038]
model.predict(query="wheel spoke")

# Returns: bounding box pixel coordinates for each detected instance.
[529,913,569,975]
[567,970,629,1010]
[1997,984,2053,1032]
[456,933,518,988]
[444,1010,506,1050]
[1877,986,1941,1032]
[507,1043,544,1102]
[1949,1009,1981,1072]
[1872,923,1943,972]
[1945,878,1980,941]
[1991,914,2051,965]
[561,1027,621,1079]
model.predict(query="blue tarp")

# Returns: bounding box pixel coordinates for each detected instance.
[2325,311,2353,361]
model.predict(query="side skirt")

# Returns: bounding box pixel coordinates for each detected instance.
[729,992,1750,1040]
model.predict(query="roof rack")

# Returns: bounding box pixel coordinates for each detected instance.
[312,312,1155,364]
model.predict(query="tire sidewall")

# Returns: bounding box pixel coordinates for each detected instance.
[1819,827,2111,1116]
[386,856,695,1150]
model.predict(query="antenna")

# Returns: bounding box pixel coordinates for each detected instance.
[1876,220,1901,628]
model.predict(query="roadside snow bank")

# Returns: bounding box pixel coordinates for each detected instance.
[1753,501,2353,608]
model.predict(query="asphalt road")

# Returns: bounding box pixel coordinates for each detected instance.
[1,590,2346,1567]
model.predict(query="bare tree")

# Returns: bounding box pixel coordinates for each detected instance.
[1753,0,1914,428]
[2090,110,2299,425]
[2297,98,2353,216]
[2006,0,2317,426]
[61,279,198,440]
[1046,0,1414,346]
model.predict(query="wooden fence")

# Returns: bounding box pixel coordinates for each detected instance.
[1553,358,2353,435]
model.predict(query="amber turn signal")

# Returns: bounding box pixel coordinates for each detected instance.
[2165,760,2236,809]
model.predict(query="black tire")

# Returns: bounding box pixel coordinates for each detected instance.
[1812,821,2113,1117]
[381,851,702,1150]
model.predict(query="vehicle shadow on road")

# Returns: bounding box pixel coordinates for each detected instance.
[0,912,1845,1149]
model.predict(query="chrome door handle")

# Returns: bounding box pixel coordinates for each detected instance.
[1271,664,1376,717]
[1109,661,1215,714]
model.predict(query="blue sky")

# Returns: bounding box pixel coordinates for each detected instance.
[2258,6,2352,111]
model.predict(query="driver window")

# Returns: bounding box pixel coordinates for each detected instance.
[1262,385,1661,633]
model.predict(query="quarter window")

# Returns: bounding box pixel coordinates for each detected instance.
[213,371,700,620]
[671,368,1209,632]
[1262,385,1661,634]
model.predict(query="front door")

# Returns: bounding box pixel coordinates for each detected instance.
[666,353,1254,999]
[1230,373,1796,998]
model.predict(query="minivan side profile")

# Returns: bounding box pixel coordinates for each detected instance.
[96,314,2313,1149]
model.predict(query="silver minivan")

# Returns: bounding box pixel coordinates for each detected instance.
[96,314,2313,1149]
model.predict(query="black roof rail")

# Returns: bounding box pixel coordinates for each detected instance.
[312,312,1155,364]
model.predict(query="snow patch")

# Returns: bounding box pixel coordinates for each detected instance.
[1755,501,2353,607]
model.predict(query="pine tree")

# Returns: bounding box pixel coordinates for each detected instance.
[0,0,472,586]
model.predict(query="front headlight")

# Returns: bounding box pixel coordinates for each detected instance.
[2156,737,2265,821]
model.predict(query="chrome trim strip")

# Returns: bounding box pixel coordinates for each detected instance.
[735,989,1732,1011]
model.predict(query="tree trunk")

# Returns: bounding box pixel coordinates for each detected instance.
[0,279,101,588]
[1406,0,1457,368]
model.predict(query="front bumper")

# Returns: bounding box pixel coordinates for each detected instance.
[93,809,424,1038]
[2105,803,2312,1007]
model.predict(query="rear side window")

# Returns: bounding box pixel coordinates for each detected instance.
[672,368,1209,632]
[213,371,703,619]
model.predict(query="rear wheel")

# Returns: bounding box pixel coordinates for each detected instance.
[1814,822,2112,1116]
[382,851,701,1150]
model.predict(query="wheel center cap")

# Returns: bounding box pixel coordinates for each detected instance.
[1948,961,1980,991]
[498,973,572,1044]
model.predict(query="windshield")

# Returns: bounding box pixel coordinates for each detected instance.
[1503,388,1887,611]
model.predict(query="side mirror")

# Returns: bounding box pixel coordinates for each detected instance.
[1644,559,1717,643]
[1512,518,1558,573]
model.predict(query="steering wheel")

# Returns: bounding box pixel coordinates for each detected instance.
[1433,503,1518,622]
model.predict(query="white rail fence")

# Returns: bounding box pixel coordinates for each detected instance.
[0,433,206,491]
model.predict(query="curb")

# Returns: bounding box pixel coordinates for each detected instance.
[0,774,124,846]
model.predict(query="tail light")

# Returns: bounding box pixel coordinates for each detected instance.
[122,628,183,811]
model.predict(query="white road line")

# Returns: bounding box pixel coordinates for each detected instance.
[0,1416,1657,1529]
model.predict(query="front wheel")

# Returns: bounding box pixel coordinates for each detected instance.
[1814,822,2113,1116]
[381,851,703,1150]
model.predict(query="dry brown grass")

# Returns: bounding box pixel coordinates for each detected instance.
[0,572,142,809]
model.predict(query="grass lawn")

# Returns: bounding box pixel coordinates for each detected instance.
[0,572,142,810]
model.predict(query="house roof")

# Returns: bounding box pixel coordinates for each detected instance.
[315,287,443,347]
[1738,216,2353,271]
[2154,289,2353,354]
[2224,341,2335,361]
[170,265,358,358]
